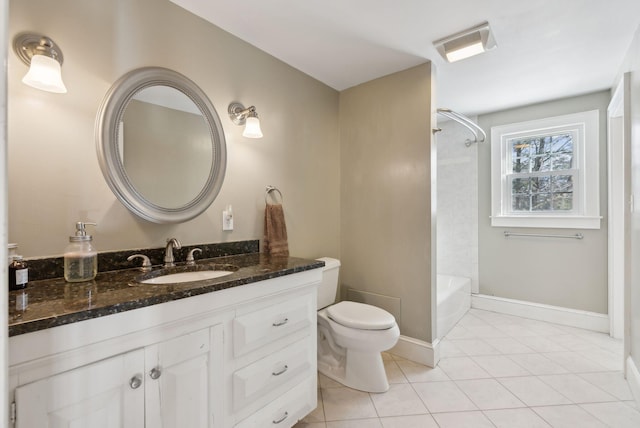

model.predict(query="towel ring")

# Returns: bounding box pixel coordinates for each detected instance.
[265,185,283,204]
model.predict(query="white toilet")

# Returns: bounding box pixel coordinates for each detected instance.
[316,257,400,393]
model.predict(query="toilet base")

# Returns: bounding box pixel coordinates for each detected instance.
[318,335,390,393]
[346,349,389,393]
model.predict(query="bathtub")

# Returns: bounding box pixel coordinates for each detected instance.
[437,274,471,338]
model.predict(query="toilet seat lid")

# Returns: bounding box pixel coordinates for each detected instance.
[327,301,396,330]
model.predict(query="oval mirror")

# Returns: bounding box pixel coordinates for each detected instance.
[96,67,226,223]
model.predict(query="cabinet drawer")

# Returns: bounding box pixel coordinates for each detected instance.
[233,336,313,411]
[233,295,314,357]
[234,376,315,428]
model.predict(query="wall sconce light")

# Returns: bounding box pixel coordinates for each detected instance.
[433,22,497,63]
[228,102,263,138]
[13,33,67,93]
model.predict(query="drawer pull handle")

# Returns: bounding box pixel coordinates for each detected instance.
[149,367,162,380]
[272,365,289,376]
[272,411,288,424]
[129,374,143,389]
[272,318,289,327]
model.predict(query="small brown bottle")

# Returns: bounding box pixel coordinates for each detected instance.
[9,255,28,291]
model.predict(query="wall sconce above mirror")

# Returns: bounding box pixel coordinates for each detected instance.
[13,32,67,93]
[228,102,263,138]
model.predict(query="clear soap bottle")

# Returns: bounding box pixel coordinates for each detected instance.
[64,222,97,282]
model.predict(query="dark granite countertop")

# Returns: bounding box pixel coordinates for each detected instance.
[8,253,324,337]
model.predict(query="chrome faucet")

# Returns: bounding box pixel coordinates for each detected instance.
[164,238,182,267]
[186,248,202,266]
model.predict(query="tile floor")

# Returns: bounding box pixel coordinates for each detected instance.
[294,308,640,427]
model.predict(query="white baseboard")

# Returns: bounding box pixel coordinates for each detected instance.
[471,294,609,333]
[390,335,439,368]
[627,356,640,407]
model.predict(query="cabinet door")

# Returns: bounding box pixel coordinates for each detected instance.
[145,326,219,428]
[15,349,145,428]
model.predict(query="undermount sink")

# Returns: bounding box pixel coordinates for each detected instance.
[136,263,239,285]
[140,270,234,284]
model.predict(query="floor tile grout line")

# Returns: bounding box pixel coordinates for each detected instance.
[578,402,628,427]
[406,378,434,414]
[467,353,533,378]
[528,405,559,428]
[367,387,382,420]
[452,377,528,411]
[478,409,518,428]
[533,372,621,404]
[318,385,327,424]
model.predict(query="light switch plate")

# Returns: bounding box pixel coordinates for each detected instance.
[223,210,233,231]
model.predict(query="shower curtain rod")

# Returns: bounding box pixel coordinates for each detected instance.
[436,108,486,146]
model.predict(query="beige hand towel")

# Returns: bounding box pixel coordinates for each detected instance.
[264,203,289,256]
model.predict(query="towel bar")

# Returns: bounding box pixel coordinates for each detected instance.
[265,185,283,204]
[504,231,584,240]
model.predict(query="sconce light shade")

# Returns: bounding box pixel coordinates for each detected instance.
[228,102,263,139]
[22,54,67,93]
[243,116,263,138]
[433,22,496,63]
[13,33,67,93]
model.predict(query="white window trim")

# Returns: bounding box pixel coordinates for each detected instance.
[491,110,601,229]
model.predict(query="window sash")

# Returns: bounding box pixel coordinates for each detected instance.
[506,170,577,214]
[507,130,577,173]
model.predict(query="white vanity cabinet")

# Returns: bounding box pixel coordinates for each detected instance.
[8,268,320,428]
[14,325,222,428]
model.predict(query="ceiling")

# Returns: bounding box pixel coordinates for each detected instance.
[170,0,640,116]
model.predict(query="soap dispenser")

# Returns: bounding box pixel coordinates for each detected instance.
[64,222,98,282]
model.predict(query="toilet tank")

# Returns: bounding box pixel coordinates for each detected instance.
[316,257,341,309]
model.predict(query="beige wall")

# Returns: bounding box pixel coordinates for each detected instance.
[339,64,436,342]
[8,0,340,259]
[477,91,610,314]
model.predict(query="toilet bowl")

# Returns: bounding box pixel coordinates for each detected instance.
[316,258,400,393]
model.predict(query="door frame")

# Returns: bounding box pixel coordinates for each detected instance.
[1,0,10,424]
[607,73,631,354]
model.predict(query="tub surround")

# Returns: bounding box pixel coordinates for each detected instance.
[436,274,471,339]
[9,247,323,336]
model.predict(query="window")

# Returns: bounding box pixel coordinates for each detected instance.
[491,110,601,229]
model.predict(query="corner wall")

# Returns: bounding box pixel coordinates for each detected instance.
[477,91,610,314]
[8,0,340,260]
[339,63,436,343]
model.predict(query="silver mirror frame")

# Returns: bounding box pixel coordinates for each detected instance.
[96,67,227,223]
